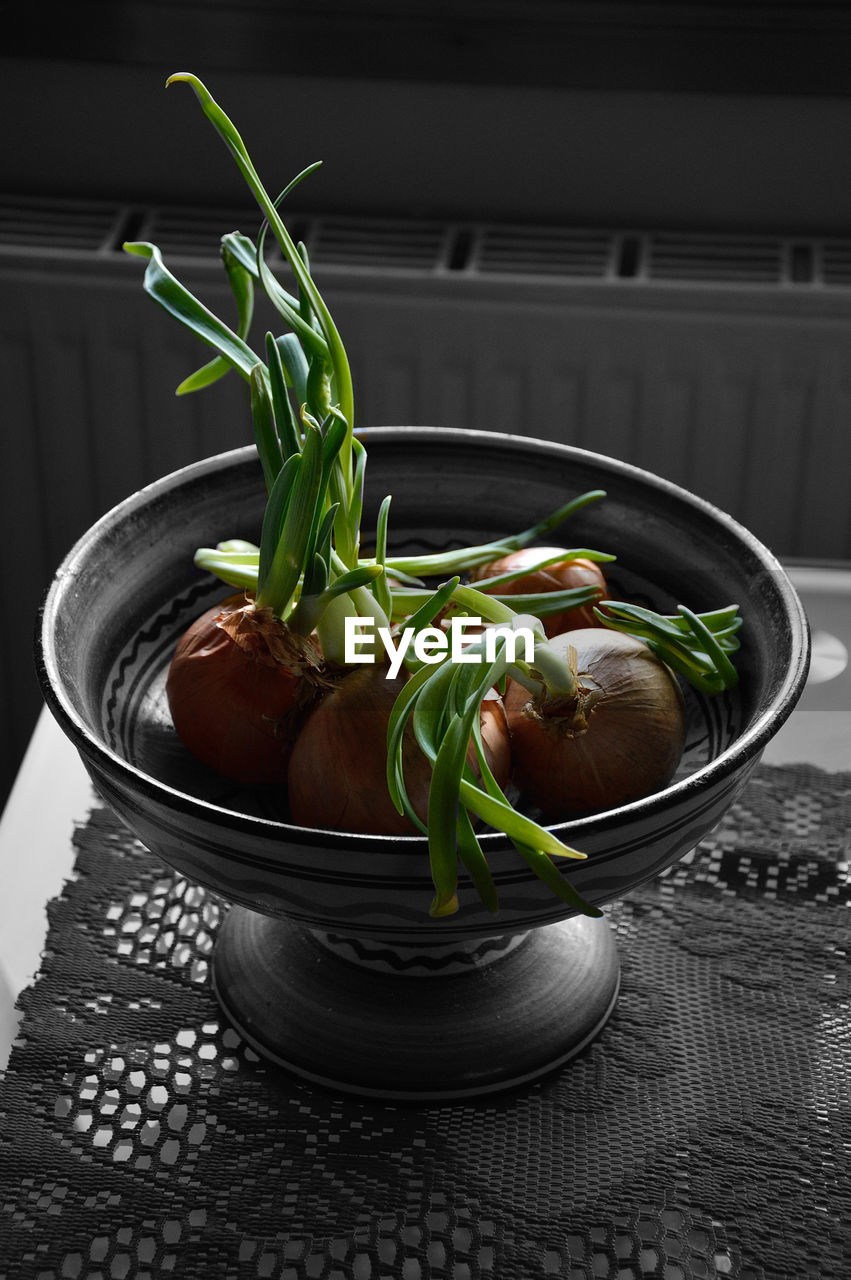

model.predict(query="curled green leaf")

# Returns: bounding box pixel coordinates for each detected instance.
[123,240,261,382]
[176,232,257,395]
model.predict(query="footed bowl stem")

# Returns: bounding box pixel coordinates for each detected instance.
[212,907,621,1100]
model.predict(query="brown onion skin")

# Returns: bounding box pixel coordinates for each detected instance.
[287,664,512,835]
[471,549,609,636]
[166,593,325,785]
[504,628,685,818]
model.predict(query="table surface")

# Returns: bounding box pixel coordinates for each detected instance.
[2,562,850,1069]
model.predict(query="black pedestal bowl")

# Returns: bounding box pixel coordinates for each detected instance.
[36,428,810,1099]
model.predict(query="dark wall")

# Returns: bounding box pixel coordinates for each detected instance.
[5,4,851,232]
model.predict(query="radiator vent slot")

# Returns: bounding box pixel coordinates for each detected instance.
[645,232,787,285]
[473,224,616,278]
[820,240,851,287]
[0,195,129,254]
[309,214,449,271]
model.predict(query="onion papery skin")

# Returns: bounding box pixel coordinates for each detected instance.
[166,593,326,785]
[472,549,609,636]
[287,665,512,836]
[504,628,685,818]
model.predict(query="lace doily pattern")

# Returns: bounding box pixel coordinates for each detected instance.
[1,764,849,1279]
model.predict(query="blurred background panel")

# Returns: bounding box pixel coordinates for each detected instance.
[3,1,851,802]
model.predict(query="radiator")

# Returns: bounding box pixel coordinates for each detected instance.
[3,193,851,797]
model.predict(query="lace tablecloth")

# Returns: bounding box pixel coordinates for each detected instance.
[1,762,849,1279]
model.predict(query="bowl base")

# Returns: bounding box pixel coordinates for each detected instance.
[212,908,621,1100]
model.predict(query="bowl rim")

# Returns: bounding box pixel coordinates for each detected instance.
[35,426,811,857]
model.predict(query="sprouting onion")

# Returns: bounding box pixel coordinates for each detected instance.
[381,585,741,913]
[500,600,742,816]
[165,410,382,782]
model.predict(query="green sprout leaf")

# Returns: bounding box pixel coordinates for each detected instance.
[166,73,355,445]
[595,600,742,694]
[123,241,261,382]
[382,490,609,577]
[255,421,325,616]
[175,231,257,394]
[249,364,285,492]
